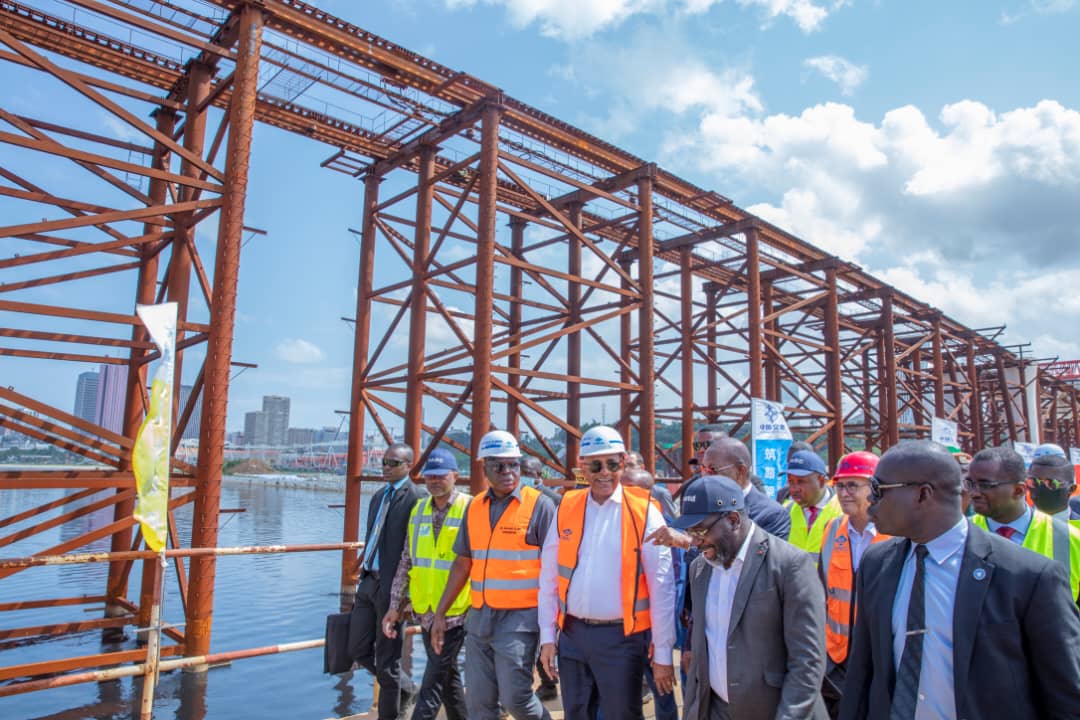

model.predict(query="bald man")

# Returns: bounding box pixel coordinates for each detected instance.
[839,440,1080,720]
[694,438,790,540]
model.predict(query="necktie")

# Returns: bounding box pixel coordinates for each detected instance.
[891,544,929,720]
[807,505,820,527]
[995,526,1017,540]
[363,485,393,572]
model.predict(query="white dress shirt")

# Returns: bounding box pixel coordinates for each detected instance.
[847,521,878,572]
[705,520,756,701]
[539,483,677,663]
[891,517,967,720]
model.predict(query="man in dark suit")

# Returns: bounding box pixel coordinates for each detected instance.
[839,440,1080,720]
[349,442,422,719]
[676,475,827,720]
[701,438,790,540]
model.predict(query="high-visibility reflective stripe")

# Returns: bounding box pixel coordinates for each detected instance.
[413,558,455,571]
[473,577,540,591]
[828,586,852,602]
[557,598,567,613]
[1054,520,1071,569]
[557,565,574,579]
[444,517,463,528]
[473,548,541,561]
[821,520,839,573]
[826,616,849,636]
[633,598,650,612]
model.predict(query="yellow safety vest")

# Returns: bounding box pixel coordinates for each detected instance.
[787,494,843,554]
[407,494,471,616]
[974,511,1080,599]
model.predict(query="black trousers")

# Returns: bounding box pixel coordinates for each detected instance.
[557,618,649,720]
[348,573,416,720]
[412,624,467,720]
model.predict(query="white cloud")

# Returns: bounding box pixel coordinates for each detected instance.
[1031,0,1077,12]
[803,55,868,95]
[446,0,662,40]
[275,338,326,364]
[664,98,1080,273]
[444,0,845,40]
[547,26,762,140]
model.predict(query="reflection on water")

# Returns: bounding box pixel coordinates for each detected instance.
[0,477,413,720]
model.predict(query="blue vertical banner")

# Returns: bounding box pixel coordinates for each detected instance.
[751,398,793,499]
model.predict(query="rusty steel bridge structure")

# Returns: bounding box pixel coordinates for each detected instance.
[1,0,1079,696]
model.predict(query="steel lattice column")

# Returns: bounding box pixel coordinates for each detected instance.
[469,102,501,493]
[824,268,844,468]
[404,146,435,456]
[185,4,263,666]
[636,175,655,472]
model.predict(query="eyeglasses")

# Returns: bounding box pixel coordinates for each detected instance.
[687,514,724,539]
[700,462,739,476]
[692,440,711,451]
[833,480,868,495]
[485,460,520,473]
[1027,476,1072,491]
[963,478,1016,493]
[870,476,926,501]
[382,458,408,468]
[585,458,623,474]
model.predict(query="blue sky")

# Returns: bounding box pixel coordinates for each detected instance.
[3,0,1080,437]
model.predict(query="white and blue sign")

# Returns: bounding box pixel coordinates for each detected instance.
[751,398,793,499]
[1013,441,1036,469]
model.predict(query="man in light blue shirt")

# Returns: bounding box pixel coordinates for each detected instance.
[888,518,965,720]
[839,440,1080,720]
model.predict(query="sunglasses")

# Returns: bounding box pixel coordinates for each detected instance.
[869,476,926,501]
[692,440,711,451]
[1026,476,1071,491]
[964,478,1016,493]
[688,514,724,539]
[586,458,623,474]
[485,460,520,472]
[700,462,739,476]
[382,458,408,468]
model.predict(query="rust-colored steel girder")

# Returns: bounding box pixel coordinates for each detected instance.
[1,0,1069,695]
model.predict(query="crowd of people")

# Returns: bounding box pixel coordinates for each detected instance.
[343,424,1080,720]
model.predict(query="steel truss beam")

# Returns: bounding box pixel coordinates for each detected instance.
[3,0,1076,697]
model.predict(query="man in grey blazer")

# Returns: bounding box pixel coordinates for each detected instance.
[674,475,827,720]
[839,440,1080,720]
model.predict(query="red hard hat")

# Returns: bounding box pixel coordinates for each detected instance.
[834,451,879,480]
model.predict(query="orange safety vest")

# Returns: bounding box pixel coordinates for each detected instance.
[555,485,652,636]
[821,516,890,664]
[466,485,542,609]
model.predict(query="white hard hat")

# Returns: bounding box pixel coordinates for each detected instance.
[1034,443,1066,459]
[477,430,522,459]
[578,425,627,458]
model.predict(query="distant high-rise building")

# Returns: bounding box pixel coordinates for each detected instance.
[313,425,343,444]
[73,371,99,424]
[287,427,315,446]
[262,395,290,446]
[178,384,203,440]
[244,411,269,446]
[95,364,128,434]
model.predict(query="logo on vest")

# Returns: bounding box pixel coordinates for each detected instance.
[561,528,573,541]
[836,535,847,546]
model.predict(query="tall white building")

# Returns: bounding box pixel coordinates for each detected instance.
[73,371,99,423]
